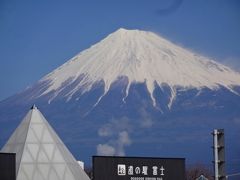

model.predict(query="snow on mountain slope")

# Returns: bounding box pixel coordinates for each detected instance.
[39,28,240,107]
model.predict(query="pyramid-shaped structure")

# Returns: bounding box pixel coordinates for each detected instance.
[1,105,90,180]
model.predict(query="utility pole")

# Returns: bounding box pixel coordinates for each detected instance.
[212,129,226,180]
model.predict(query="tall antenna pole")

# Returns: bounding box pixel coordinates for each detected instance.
[212,129,226,180]
[213,129,219,180]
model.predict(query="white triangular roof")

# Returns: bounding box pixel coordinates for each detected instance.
[196,175,208,180]
[1,105,90,180]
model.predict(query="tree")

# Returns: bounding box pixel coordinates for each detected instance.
[186,163,213,180]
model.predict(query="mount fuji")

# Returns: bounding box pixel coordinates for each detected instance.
[1,28,240,168]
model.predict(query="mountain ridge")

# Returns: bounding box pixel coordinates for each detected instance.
[34,28,240,107]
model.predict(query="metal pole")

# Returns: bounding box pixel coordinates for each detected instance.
[214,129,219,180]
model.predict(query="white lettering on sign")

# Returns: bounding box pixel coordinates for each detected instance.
[130,178,144,180]
[142,166,148,175]
[152,166,158,175]
[135,167,141,174]
[118,164,126,175]
[128,166,134,175]
[160,166,165,176]
[117,164,165,177]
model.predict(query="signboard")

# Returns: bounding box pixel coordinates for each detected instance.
[93,156,185,180]
[0,153,16,180]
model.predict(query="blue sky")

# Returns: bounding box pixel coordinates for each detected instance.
[0,0,240,100]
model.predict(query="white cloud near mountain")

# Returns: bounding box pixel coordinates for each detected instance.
[97,144,116,156]
[97,117,132,156]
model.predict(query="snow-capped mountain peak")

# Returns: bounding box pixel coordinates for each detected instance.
[39,28,240,107]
